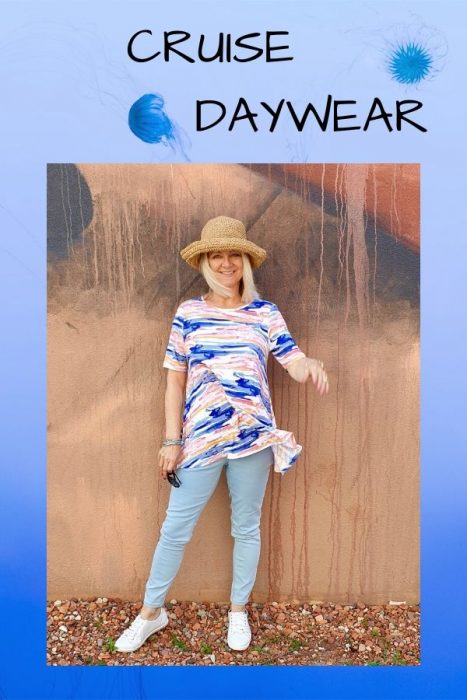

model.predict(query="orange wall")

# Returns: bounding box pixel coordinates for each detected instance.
[47,164,419,604]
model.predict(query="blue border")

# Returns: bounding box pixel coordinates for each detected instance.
[1,1,467,698]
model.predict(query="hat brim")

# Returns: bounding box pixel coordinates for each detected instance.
[180,238,267,270]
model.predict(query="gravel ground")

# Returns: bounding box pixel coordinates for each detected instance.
[47,598,420,667]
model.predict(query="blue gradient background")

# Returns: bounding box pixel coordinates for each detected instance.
[1,1,466,698]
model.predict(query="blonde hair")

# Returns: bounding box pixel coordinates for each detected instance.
[199,251,261,304]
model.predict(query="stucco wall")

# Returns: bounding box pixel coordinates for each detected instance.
[47,163,419,604]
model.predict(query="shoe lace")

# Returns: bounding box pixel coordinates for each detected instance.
[230,612,249,632]
[122,615,145,641]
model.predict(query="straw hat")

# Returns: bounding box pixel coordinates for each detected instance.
[180,216,267,270]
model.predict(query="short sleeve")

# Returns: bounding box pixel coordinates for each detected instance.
[268,303,306,369]
[163,306,188,372]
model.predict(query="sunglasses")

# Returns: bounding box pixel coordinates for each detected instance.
[167,471,182,488]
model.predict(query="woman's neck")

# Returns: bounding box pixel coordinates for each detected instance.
[204,290,243,309]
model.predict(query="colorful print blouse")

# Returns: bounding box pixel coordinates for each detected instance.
[162,296,307,475]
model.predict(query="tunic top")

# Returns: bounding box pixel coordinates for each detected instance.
[162,295,307,475]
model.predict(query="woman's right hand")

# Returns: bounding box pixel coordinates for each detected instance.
[158,444,182,480]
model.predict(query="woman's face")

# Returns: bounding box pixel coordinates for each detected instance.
[207,250,243,289]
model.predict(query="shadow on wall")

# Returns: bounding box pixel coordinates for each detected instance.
[47,164,93,260]
[47,163,419,321]
[47,163,419,604]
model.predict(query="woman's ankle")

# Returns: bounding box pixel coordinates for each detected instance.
[140,605,161,620]
[230,603,246,612]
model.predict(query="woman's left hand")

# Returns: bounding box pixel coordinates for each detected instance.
[306,358,329,395]
[288,357,329,394]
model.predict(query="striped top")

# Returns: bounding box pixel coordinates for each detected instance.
[163,296,307,475]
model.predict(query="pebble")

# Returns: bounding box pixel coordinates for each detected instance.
[46,597,420,667]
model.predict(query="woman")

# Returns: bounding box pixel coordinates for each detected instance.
[115,216,329,654]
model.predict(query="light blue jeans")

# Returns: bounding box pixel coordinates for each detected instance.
[143,446,274,608]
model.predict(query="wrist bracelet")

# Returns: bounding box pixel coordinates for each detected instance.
[162,438,182,446]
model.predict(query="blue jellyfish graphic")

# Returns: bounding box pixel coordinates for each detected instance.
[381,22,447,86]
[387,41,433,84]
[128,93,176,145]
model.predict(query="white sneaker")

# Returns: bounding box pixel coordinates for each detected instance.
[115,608,169,652]
[227,610,252,651]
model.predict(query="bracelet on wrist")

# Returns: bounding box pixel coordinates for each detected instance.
[162,438,182,446]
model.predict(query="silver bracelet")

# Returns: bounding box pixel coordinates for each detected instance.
[162,438,182,446]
